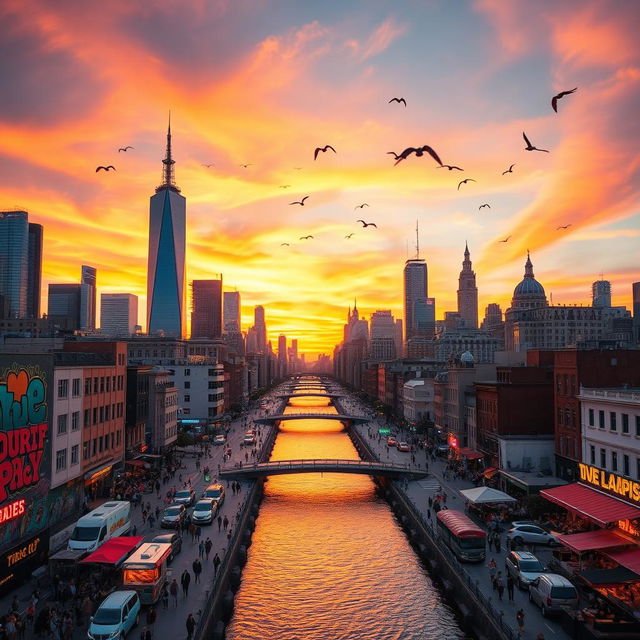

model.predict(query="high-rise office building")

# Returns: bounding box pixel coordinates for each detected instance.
[592,279,612,308]
[254,305,267,350]
[147,117,186,337]
[481,303,503,329]
[370,310,397,360]
[191,278,223,339]
[633,282,640,343]
[80,265,97,330]
[101,293,138,336]
[27,222,43,319]
[404,258,429,341]
[0,210,29,318]
[278,334,287,374]
[457,243,478,329]
[48,284,81,330]
[223,291,241,332]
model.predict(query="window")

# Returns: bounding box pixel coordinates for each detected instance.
[610,412,617,431]
[85,378,91,396]
[99,436,103,452]
[105,405,110,421]
[624,455,630,477]
[58,379,69,398]
[612,451,618,472]
[71,411,80,431]
[92,439,97,456]
[71,445,79,465]
[93,377,98,393]
[208,381,216,389]
[622,413,629,434]
[100,377,105,393]
[208,369,216,376]
[83,441,90,460]
[84,409,91,428]
[599,410,605,428]
[111,433,114,448]
[93,407,98,424]
[637,416,640,437]
[99,406,104,423]
[588,409,594,427]
[208,394,216,402]
[106,376,110,392]
[55,449,67,471]
[72,378,81,397]
[57,414,68,435]
[590,445,595,465]
[184,381,191,389]
[600,448,606,469]
[557,407,562,424]
[184,395,190,403]
[184,369,191,376]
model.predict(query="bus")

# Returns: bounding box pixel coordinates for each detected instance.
[436,510,486,562]
[122,543,172,604]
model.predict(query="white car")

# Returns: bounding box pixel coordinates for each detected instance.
[507,524,559,546]
[213,434,226,445]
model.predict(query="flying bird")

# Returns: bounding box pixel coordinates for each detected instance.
[279,185,291,189]
[354,203,369,210]
[556,224,572,230]
[394,145,443,166]
[293,167,303,170]
[502,164,515,175]
[201,163,214,168]
[457,178,476,190]
[345,233,355,239]
[240,163,252,168]
[281,243,291,246]
[357,220,377,228]
[523,131,549,153]
[388,97,407,107]
[95,165,116,172]
[438,164,464,171]
[290,196,309,206]
[299,235,314,240]
[118,146,134,152]
[499,236,512,243]
[314,145,336,160]
[479,204,491,210]
[387,151,401,160]
[551,87,577,113]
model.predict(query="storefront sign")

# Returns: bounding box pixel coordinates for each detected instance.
[578,463,640,504]
[0,531,49,595]
[617,518,640,539]
[0,498,26,525]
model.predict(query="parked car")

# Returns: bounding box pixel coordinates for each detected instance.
[507,524,559,547]
[505,550,546,589]
[213,434,226,445]
[387,437,398,447]
[173,489,196,507]
[436,444,450,456]
[529,574,579,616]
[191,498,216,525]
[202,483,225,507]
[243,434,256,446]
[161,504,187,529]
[396,442,411,452]
[151,532,182,562]
[87,590,140,640]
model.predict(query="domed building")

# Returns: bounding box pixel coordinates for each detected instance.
[509,251,548,312]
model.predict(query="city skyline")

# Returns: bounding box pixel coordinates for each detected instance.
[1,0,639,355]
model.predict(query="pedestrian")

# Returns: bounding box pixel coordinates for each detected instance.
[189,522,196,542]
[205,537,212,561]
[140,626,152,640]
[161,586,169,610]
[195,525,201,541]
[146,605,156,628]
[132,524,137,536]
[223,515,229,531]
[192,558,202,584]
[170,579,178,607]
[185,613,196,640]
[181,569,191,597]
[488,532,494,552]
[487,558,497,588]
[516,609,525,636]
[199,540,205,558]
[495,534,501,554]
[496,571,505,600]
[213,553,221,577]
[507,574,515,602]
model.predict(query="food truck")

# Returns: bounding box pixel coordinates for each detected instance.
[122,542,172,605]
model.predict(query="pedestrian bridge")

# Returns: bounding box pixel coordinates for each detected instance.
[277,393,344,399]
[255,412,369,425]
[220,459,429,480]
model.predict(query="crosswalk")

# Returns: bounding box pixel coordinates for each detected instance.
[415,477,442,492]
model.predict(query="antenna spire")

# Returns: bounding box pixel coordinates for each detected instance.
[157,111,180,193]
[415,219,420,259]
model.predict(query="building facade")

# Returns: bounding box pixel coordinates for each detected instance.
[101,293,138,337]
[191,279,223,339]
[404,258,432,342]
[457,243,478,329]
[223,291,241,332]
[27,222,43,320]
[0,210,29,319]
[80,265,97,331]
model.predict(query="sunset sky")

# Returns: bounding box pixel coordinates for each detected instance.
[1,0,639,357]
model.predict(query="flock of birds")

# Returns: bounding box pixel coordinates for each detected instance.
[95,87,578,248]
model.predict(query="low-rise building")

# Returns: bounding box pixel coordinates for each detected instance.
[402,378,434,423]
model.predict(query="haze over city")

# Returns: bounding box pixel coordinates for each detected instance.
[1,0,639,355]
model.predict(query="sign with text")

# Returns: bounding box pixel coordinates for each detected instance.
[0,531,49,596]
[0,356,53,554]
[578,463,640,505]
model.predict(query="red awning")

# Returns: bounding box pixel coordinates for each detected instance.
[483,467,499,479]
[125,460,147,468]
[540,483,640,528]
[559,529,630,553]
[460,448,484,460]
[80,537,144,566]
[606,548,640,576]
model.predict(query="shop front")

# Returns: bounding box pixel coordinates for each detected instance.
[84,462,115,500]
[0,531,50,595]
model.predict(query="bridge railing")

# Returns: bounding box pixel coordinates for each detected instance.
[223,458,415,471]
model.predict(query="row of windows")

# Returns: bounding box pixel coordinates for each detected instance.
[183,393,224,404]
[588,445,640,480]
[555,374,577,396]
[83,431,122,460]
[83,403,124,428]
[557,405,577,429]
[58,378,81,399]
[57,411,81,435]
[84,375,124,395]
[55,445,81,471]
[587,409,640,435]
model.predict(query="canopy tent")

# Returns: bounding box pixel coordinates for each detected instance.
[558,530,630,554]
[459,447,484,461]
[606,548,640,576]
[80,537,144,567]
[580,567,640,585]
[483,467,499,479]
[540,483,640,528]
[460,486,517,504]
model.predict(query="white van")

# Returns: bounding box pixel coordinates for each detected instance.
[68,501,131,552]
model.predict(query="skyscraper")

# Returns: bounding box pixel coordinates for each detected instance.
[370,310,397,360]
[254,305,267,350]
[0,210,28,318]
[48,284,81,330]
[592,279,611,308]
[278,334,287,374]
[404,258,428,341]
[101,293,138,336]
[27,222,43,319]
[191,278,223,338]
[147,116,186,337]
[457,243,478,329]
[80,265,97,330]
[223,291,241,332]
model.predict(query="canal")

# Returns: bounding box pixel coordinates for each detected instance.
[226,390,465,640]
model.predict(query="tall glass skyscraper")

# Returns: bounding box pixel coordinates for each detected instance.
[147,117,186,337]
[0,210,29,318]
[27,222,43,319]
[403,258,429,340]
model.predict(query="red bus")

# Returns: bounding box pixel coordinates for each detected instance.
[436,510,486,562]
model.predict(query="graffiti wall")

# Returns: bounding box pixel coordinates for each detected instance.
[0,355,54,555]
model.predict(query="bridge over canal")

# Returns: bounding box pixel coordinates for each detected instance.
[255,412,369,425]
